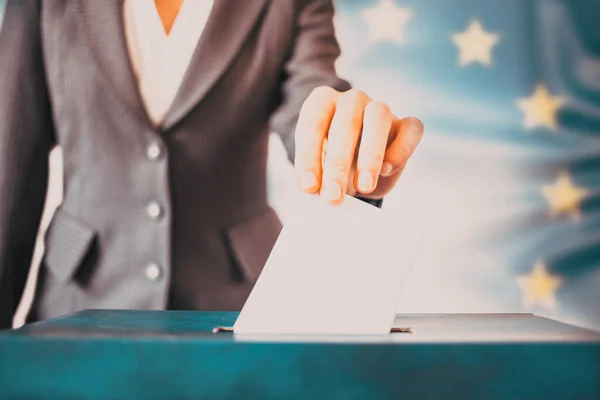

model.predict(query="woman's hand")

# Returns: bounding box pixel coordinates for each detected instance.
[295,87,424,204]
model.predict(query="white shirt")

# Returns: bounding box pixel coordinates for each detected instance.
[124,0,215,126]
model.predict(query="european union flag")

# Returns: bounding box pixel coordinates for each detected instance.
[321,0,600,330]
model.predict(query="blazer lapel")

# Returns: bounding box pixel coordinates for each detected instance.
[79,0,151,128]
[161,0,269,131]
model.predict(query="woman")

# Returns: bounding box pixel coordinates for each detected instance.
[0,0,423,329]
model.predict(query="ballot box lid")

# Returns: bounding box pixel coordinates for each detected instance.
[4,310,600,343]
[1,311,600,400]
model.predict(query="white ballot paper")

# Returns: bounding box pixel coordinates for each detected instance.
[233,193,423,335]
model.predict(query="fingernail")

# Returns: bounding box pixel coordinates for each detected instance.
[357,170,374,192]
[323,183,343,201]
[300,172,318,189]
[381,163,393,177]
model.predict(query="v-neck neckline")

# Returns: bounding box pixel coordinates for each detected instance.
[153,0,185,37]
[142,0,184,42]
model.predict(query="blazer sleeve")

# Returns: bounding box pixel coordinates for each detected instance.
[270,0,351,163]
[0,0,55,329]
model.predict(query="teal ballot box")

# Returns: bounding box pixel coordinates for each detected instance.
[1,311,599,399]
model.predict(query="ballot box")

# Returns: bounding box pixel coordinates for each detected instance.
[1,311,599,399]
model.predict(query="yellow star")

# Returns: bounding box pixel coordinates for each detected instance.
[517,262,562,309]
[451,19,500,66]
[542,172,589,220]
[362,0,413,44]
[517,84,565,130]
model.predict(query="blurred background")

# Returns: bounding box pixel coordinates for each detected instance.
[5,0,600,331]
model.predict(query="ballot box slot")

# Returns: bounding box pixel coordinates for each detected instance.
[213,326,234,333]
[390,327,412,333]
[212,327,413,334]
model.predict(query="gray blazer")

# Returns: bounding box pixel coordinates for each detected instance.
[0,0,349,328]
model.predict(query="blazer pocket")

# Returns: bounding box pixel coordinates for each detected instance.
[226,207,283,282]
[44,208,97,283]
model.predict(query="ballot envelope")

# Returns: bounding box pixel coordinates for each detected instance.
[1,310,599,399]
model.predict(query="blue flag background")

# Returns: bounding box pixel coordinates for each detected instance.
[319,0,600,330]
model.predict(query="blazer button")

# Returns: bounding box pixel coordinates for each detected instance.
[146,201,163,220]
[145,263,163,282]
[147,143,162,161]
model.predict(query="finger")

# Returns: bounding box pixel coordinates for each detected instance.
[380,117,424,177]
[321,89,370,204]
[354,101,393,194]
[295,86,339,193]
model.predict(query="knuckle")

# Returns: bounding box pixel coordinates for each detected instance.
[399,145,413,159]
[301,87,334,114]
[365,101,391,119]
[406,116,425,136]
[358,152,384,170]
[299,115,328,137]
[309,86,337,102]
[371,152,385,165]
[339,88,367,107]
[314,113,333,131]
[392,145,413,165]
[298,87,338,129]
[324,158,351,177]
